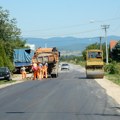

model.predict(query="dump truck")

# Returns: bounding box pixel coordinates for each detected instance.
[32,47,60,78]
[13,48,34,73]
[85,49,104,78]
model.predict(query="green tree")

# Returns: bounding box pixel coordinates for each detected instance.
[0,7,26,70]
[0,43,8,67]
[111,40,120,61]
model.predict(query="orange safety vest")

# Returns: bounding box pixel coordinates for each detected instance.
[32,63,37,71]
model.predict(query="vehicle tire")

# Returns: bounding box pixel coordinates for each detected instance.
[54,74,56,78]
[51,74,58,78]
[6,77,12,81]
[51,74,53,78]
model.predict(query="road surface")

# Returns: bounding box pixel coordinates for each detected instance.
[0,64,120,120]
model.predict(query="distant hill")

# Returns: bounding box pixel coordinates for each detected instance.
[24,35,120,51]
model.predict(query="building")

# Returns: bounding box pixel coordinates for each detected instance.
[25,44,36,51]
[110,40,120,61]
[110,40,118,52]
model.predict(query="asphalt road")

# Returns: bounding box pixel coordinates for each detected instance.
[0,64,120,120]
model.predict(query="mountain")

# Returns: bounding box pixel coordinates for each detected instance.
[24,35,120,51]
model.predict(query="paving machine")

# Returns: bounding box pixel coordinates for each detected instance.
[86,49,104,78]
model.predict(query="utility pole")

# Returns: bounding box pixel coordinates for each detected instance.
[101,25,110,64]
[99,36,103,50]
[45,43,47,48]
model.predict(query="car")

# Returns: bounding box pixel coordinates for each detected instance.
[61,63,70,70]
[0,67,12,80]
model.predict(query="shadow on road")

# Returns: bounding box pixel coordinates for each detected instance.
[74,76,86,79]
[5,112,120,117]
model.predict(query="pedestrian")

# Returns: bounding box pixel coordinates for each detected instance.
[32,62,38,80]
[20,66,26,79]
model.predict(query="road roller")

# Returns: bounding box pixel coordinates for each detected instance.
[86,49,104,78]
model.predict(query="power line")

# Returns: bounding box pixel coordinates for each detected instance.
[22,28,101,38]
[22,16,120,33]
[96,17,120,23]
[22,22,92,33]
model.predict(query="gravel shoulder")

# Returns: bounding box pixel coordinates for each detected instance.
[0,73,33,89]
[95,77,120,104]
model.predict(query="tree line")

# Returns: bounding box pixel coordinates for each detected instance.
[111,41,120,62]
[61,41,120,63]
[0,7,26,71]
[61,43,106,63]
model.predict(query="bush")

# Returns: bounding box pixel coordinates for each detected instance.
[104,61,119,74]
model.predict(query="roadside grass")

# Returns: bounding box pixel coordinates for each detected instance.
[0,80,16,85]
[105,73,120,85]
[69,60,85,67]
[104,62,120,86]
[78,61,85,66]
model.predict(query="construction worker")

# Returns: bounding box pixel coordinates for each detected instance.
[43,62,48,78]
[39,62,43,80]
[41,63,44,79]
[20,66,26,79]
[37,62,43,80]
[32,62,38,80]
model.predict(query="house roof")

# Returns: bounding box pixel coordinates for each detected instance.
[110,40,118,50]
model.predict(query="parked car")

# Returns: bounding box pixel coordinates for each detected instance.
[0,67,12,80]
[61,63,70,70]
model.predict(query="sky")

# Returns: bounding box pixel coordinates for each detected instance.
[0,0,120,38]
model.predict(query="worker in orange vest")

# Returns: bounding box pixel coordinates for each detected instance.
[32,62,38,80]
[41,63,44,79]
[20,66,26,79]
[40,62,43,79]
[37,62,43,80]
[43,62,48,78]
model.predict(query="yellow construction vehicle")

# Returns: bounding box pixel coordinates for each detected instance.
[86,49,104,78]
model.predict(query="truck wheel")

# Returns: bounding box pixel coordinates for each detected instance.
[51,74,54,78]
[51,74,58,78]
[54,74,57,78]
